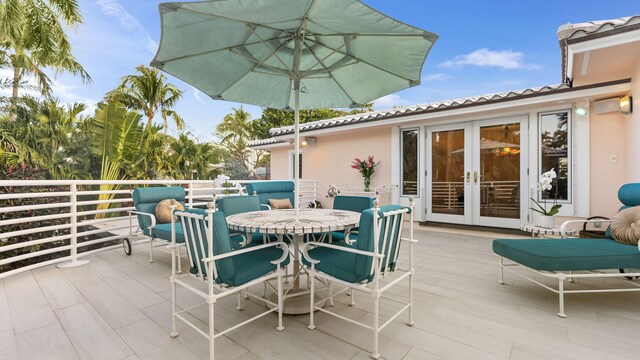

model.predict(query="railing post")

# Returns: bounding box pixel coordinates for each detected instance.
[58,181,90,268]
[188,181,194,208]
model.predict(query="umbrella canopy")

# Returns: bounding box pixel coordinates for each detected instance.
[151,0,437,213]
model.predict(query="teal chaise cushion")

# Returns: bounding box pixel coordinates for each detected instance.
[493,238,640,271]
[245,181,295,208]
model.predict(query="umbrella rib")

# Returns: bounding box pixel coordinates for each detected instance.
[217,40,292,98]
[156,36,289,65]
[246,25,291,72]
[228,48,291,76]
[311,33,429,38]
[305,46,359,106]
[174,6,289,33]
[311,39,416,84]
[303,42,347,74]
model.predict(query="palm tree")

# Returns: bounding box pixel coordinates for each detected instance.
[216,106,253,145]
[107,65,185,134]
[0,0,90,117]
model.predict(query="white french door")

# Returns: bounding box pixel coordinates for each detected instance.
[426,116,527,228]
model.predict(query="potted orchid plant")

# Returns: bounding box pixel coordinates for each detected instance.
[351,155,380,192]
[212,174,243,196]
[530,168,562,228]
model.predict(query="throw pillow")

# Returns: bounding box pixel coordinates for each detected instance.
[155,199,184,224]
[610,206,640,245]
[269,198,293,210]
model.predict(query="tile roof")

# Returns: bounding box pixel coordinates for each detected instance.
[261,84,568,138]
[249,137,286,147]
[557,15,640,41]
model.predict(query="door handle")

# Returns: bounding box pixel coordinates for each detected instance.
[474,171,479,184]
[466,171,471,184]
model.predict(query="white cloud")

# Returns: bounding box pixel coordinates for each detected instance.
[96,0,158,53]
[373,94,410,109]
[438,48,539,70]
[424,73,450,81]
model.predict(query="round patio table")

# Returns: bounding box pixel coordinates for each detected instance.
[226,208,360,314]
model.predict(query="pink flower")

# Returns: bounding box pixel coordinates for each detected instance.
[354,158,362,163]
[351,164,358,169]
[367,163,371,169]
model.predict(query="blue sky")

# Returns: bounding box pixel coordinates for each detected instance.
[44,0,640,140]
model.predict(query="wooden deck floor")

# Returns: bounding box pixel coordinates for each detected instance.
[1,228,640,360]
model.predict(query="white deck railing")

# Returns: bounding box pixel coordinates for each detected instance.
[0,179,317,279]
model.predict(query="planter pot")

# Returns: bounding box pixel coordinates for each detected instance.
[533,213,556,228]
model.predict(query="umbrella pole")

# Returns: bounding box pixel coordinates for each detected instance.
[294,79,300,217]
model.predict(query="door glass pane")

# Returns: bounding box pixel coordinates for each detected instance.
[432,129,465,215]
[402,129,418,196]
[479,123,520,218]
[540,112,569,201]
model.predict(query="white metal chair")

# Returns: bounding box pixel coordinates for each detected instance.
[170,205,289,360]
[303,200,416,359]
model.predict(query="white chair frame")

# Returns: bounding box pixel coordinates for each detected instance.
[303,201,416,359]
[497,219,640,317]
[170,206,288,360]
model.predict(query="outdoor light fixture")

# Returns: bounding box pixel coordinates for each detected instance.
[619,95,632,115]
[302,137,316,146]
[575,103,588,116]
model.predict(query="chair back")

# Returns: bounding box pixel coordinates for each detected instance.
[217,195,261,217]
[333,195,374,213]
[132,186,185,231]
[355,205,412,281]
[606,183,640,239]
[246,181,295,208]
[175,208,235,282]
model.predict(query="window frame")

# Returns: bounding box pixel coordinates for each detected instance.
[288,149,303,179]
[537,109,572,204]
[400,127,420,197]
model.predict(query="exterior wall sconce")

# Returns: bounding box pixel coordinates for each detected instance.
[301,137,316,146]
[619,95,632,115]
[575,102,588,116]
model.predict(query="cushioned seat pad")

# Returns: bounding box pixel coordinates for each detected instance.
[146,223,185,243]
[493,238,640,271]
[221,246,290,286]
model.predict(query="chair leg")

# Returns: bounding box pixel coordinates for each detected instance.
[407,270,415,326]
[149,237,154,263]
[371,294,380,359]
[261,282,267,298]
[277,268,284,331]
[557,273,567,318]
[236,292,244,311]
[498,257,505,285]
[308,267,316,330]
[176,246,182,273]
[170,279,179,337]
[328,281,335,307]
[348,288,355,306]
[208,299,215,360]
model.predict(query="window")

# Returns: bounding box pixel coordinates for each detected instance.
[290,152,302,179]
[401,128,419,196]
[538,111,570,202]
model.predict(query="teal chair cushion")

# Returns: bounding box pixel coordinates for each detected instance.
[306,243,366,283]
[245,181,295,208]
[492,238,640,271]
[217,196,261,216]
[132,186,185,231]
[306,205,409,283]
[182,209,288,286]
[146,223,185,244]
[333,195,374,213]
[604,183,640,239]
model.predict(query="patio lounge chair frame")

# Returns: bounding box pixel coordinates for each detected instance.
[497,219,640,318]
[303,201,416,359]
[170,205,288,360]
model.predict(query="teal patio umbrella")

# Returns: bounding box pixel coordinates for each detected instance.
[151,0,437,214]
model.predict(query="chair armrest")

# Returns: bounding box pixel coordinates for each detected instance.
[202,242,288,264]
[260,204,271,210]
[560,219,612,238]
[128,210,156,229]
[301,241,384,265]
